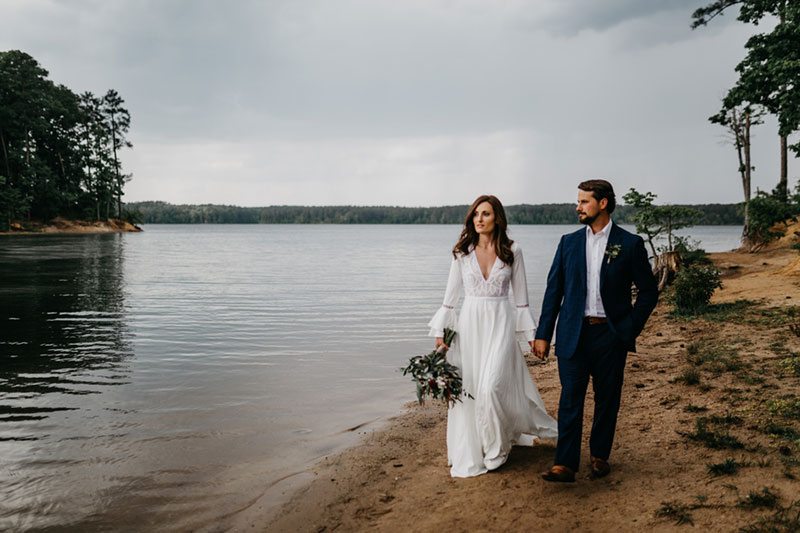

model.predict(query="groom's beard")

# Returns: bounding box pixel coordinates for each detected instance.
[578,213,597,225]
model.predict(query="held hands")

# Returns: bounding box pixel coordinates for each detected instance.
[532,339,550,361]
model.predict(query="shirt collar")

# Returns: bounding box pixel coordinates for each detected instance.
[586,219,613,239]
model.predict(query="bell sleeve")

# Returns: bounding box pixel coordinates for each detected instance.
[511,245,537,343]
[428,257,463,337]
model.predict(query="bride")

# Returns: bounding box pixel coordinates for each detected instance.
[429,195,558,478]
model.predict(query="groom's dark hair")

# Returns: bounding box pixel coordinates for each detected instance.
[578,179,616,214]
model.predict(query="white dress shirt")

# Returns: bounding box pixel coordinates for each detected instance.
[584,219,612,317]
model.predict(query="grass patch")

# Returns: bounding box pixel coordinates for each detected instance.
[708,413,744,427]
[762,422,800,442]
[675,299,760,322]
[779,355,800,377]
[749,306,800,328]
[660,394,681,408]
[738,487,780,509]
[767,398,800,420]
[655,501,694,526]
[680,417,745,450]
[769,339,789,354]
[685,403,709,413]
[673,368,701,386]
[686,342,745,375]
[707,458,743,476]
[741,500,800,533]
[738,372,766,385]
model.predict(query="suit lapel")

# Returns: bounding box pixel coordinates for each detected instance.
[577,227,587,293]
[600,222,622,291]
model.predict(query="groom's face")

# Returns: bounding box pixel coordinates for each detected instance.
[576,190,606,225]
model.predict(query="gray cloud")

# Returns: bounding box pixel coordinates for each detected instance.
[0,0,789,206]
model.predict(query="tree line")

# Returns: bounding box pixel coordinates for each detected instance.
[0,50,133,229]
[126,201,744,225]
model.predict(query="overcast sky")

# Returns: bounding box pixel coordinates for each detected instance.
[1,0,794,206]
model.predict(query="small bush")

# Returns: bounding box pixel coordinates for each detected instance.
[673,265,722,314]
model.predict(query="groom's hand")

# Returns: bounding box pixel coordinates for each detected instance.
[533,339,550,360]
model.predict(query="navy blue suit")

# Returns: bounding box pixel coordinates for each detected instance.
[535,222,658,471]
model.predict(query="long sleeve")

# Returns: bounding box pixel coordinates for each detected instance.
[428,257,463,337]
[535,235,565,342]
[511,245,537,343]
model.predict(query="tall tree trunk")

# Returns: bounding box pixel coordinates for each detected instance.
[0,129,10,178]
[777,3,788,202]
[744,112,755,250]
[779,134,788,201]
[733,109,750,241]
[110,113,122,219]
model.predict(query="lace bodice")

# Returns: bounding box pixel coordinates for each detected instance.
[462,253,511,297]
[428,243,537,341]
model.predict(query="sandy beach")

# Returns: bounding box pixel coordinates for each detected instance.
[0,217,142,235]
[257,238,800,532]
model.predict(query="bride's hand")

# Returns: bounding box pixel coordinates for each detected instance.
[435,337,448,349]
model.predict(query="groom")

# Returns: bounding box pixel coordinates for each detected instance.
[534,179,658,482]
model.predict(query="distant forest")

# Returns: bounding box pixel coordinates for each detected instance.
[126,201,744,225]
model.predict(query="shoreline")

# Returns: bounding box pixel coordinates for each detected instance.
[257,242,800,531]
[0,217,142,235]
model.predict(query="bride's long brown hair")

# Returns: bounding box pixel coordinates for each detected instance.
[452,195,514,266]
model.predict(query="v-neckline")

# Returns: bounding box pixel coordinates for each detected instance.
[473,251,499,282]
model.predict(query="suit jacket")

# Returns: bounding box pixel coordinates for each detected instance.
[535,222,658,359]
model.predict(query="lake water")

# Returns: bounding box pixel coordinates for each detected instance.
[0,224,742,530]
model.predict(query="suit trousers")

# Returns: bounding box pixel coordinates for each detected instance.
[554,322,628,472]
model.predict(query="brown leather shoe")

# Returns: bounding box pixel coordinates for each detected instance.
[590,456,611,479]
[541,465,576,483]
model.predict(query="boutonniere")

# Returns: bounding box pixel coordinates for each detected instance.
[605,244,622,264]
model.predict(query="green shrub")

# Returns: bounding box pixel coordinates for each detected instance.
[746,192,798,247]
[674,236,711,267]
[673,265,722,314]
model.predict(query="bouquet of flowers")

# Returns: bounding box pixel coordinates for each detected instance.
[401,328,472,407]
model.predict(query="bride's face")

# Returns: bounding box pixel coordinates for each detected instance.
[473,202,496,236]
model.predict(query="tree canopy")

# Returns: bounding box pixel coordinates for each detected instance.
[0,50,133,229]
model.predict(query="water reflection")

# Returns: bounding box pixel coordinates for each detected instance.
[0,234,132,396]
[0,235,132,527]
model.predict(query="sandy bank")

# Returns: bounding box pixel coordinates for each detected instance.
[1,217,142,235]
[255,240,800,532]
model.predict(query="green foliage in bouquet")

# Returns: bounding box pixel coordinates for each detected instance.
[401,328,472,407]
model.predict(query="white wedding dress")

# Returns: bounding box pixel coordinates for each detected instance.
[428,243,558,478]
